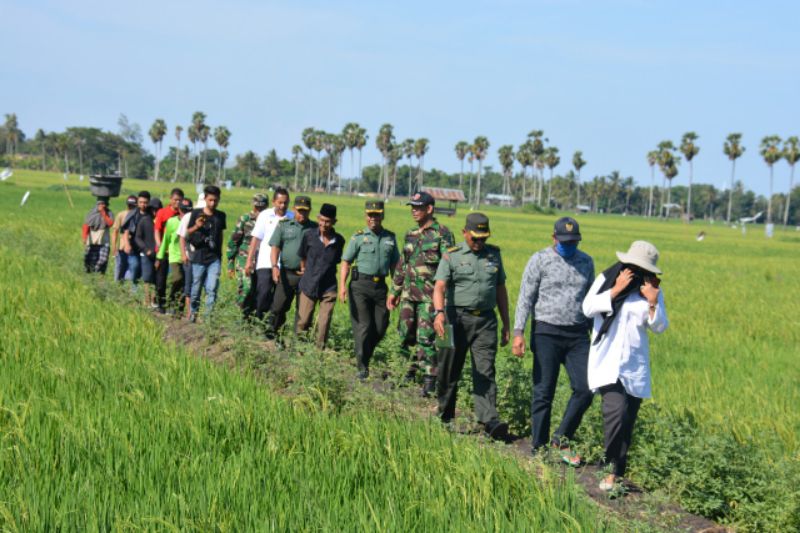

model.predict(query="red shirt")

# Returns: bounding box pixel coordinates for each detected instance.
[154,206,179,234]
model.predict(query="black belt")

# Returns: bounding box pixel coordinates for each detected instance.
[352,271,385,282]
[456,307,489,316]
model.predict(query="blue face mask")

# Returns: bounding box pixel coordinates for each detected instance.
[555,241,578,258]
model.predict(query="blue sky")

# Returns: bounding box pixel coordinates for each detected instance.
[2,0,799,195]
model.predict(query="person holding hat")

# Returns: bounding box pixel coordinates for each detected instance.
[296,203,344,348]
[157,197,193,313]
[512,216,595,465]
[582,240,668,491]
[111,194,137,281]
[82,199,115,274]
[266,195,317,339]
[245,188,293,327]
[389,191,455,397]
[226,193,269,319]
[433,213,511,439]
[339,200,400,379]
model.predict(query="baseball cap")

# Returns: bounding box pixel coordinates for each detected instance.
[554,217,581,242]
[179,198,193,212]
[406,191,435,207]
[126,195,137,206]
[365,200,384,214]
[253,193,268,208]
[294,196,311,211]
[465,213,491,238]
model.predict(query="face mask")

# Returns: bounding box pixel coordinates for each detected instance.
[555,241,578,258]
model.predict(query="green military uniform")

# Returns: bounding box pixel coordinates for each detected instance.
[226,194,267,317]
[391,193,455,382]
[267,196,318,336]
[343,201,400,375]
[434,213,507,428]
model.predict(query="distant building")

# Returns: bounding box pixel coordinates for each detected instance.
[421,187,466,217]
[485,193,514,206]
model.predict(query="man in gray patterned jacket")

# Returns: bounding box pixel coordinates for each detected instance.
[512,217,595,465]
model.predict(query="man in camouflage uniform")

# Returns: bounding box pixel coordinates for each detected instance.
[226,193,268,318]
[388,191,454,397]
[339,200,400,380]
[433,213,511,440]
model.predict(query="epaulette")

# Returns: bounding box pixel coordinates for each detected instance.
[355,229,364,235]
[278,217,290,223]
[447,245,460,252]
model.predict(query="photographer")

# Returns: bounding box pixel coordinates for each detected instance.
[582,240,668,492]
[186,185,227,322]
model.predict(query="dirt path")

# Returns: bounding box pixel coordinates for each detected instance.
[155,313,727,533]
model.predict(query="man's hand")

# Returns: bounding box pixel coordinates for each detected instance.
[511,335,526,358]
[244,259,254,276]
[124,244,132,255]
[386,294,399,311]
[181,253,188,265]
[611,268,634,298]
[338,286,348,303]
[155,260,161,270]
[194,216,206,230]
[640,279,660,305]
[433,312,446,338]
[500,325,510,347]
[272,266,280,284]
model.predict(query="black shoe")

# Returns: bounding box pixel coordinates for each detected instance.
[421,375,436,398]
[357,370,369,381]
[484,420,509,441]
[403,369,417,385]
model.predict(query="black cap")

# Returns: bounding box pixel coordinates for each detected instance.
[253,193,268,208]
[179,198,193,212]
[365,200,384,214]
[126,195,137,205]
[406,191,435,207]
[465,213,491,238]
[294,196,311,211]
[149,197,163,210]
[554,217,581,242]
[320,203,337,219]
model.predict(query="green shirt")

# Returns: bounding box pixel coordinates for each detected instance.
[434,242,506,311]
[342,227,400,277]
[268,218,318,270]
[156,216,182,262]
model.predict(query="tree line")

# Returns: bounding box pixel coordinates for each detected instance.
[2,112,798,224]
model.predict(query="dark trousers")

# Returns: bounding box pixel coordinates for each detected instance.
[531,333,593,448]
[438,308,499,424]
[255,269,275,322]
[600,380,642,477]
[166,262,185,312]
[241,272,258,319]
[268,269,302,335]
[155,257,169,309]
[348,278,389,372]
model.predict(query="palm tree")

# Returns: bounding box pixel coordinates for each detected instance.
[190,112,207,182]
[723,133,745,223]
[355,127,367,191]
[544,146,560,206]
[301,127,316,190]
[760,135,783,225]
[148,119,167,181]
[213,126,231,181]
[187,125,199,181]
[472,136,490,209]
[657,141,680,217]
[455,141,469,189]
[414,138,429,190]
[498,145,515,202]
[174,125,183,182]
[312,130,326,189]
[516,141,533,203]
[680,132,700,221]
[783,136,799,226]
[292,145,303,191]
[467,146,475,205]
[199,124,211,183]
[646,150,658,217]
[572,150,586,207]
[403,139,415,195]
[4,113,20,160]
[528,130,546,204]
[35,129,47,170]
[376,124,394,197]
[324,133,339,193]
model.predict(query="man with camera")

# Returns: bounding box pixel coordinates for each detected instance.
[186,185,227,322]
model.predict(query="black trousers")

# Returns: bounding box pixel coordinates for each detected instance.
[255,269,275,322]
[268,269,302,336]
[438,308,499,425]
[530,333,594,448]
[155,257,169,309]
[600,380,642,477]
[348,278,389,372]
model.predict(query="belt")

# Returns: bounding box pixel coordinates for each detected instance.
[458,308,487,316]
[352,270,385,282]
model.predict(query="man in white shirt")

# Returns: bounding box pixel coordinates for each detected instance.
[245,188,293,325]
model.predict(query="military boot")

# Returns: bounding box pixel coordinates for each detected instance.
[421,374,436,398]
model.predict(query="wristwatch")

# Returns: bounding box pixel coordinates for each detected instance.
[433,309,445,317]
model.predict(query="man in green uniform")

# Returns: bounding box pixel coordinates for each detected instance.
[339,200,400,380]
[433,213,511,440]
[388,191,455,397]
[266,196,317,338]
[226,193,268,318]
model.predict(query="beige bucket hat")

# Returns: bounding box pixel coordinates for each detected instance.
[616,240,662,274]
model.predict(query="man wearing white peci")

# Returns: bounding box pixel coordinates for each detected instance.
[582,240,669,492]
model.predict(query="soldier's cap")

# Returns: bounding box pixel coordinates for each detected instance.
[365,200,384,214]
[294,196,312,211]
[406,191,435,207]
[126,194,137,206]
[554,216,581,242]
[252,193,268,207]
[179,198,193,212]
[465,212,491,238]
[320,203,337,219]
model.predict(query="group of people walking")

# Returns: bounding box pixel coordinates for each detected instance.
[83,187,668,492]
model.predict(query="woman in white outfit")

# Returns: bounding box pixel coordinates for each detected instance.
[582,241,668,491]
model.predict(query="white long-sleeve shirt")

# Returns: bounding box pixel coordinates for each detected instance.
[251,208,293,270]
[582,273,669,398]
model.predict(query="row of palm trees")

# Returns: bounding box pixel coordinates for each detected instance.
[148,112,231,183]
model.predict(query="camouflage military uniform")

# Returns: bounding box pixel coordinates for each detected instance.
[226,211,259,316]
[391,218,454,376]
